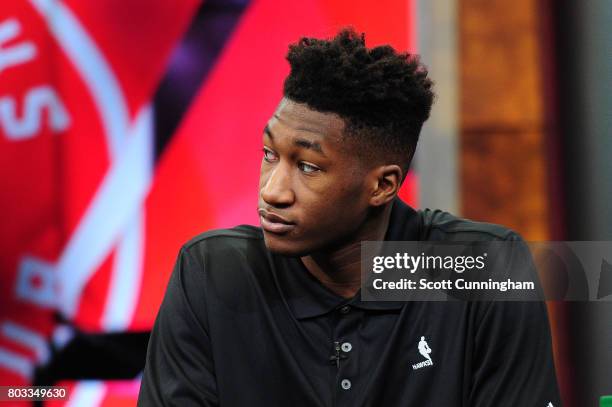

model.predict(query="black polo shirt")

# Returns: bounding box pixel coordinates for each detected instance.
[138,198,561,406]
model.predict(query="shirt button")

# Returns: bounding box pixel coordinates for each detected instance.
[341,379,351,390]
[339,305,351,314]
[341,342,352,352]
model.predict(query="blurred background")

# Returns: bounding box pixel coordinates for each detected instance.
[0,0,610,405]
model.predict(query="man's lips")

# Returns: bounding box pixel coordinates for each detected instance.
[258,209,296,234]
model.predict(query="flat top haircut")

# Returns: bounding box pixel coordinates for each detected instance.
[283,27,435,176]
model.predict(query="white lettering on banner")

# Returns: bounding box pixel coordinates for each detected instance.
[0,18,70,140]
[12,0,152,331]
[0,85,71,139]
[1,322,49,364]
[0,347,32,379]
[15,256,56,308]
[0,19,36,73]
[0,320,52,380]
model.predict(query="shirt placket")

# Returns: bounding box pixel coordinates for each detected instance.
[330,304,361,407]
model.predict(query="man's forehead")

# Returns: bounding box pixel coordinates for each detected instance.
[270,98,345,139]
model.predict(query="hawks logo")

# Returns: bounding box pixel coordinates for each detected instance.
[412,336,434,370]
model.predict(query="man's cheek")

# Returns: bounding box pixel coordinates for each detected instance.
[258,170,270,191]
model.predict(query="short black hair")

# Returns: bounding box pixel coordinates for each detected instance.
[283,27,434,176]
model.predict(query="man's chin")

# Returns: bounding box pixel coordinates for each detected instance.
[262,234,311,257]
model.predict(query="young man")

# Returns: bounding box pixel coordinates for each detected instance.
[138,29,561,406]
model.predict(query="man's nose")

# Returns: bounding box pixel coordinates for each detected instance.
[260,164,295,207]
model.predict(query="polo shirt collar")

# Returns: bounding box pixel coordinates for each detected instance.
[271,197,422,320]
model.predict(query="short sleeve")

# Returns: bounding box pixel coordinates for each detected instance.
[138,246,218,406]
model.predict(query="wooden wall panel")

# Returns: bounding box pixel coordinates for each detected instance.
[459,0,549,239]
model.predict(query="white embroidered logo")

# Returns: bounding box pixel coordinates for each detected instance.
[412,336,434,370]
[547,403,554,407]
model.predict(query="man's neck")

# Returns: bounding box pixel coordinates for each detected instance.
[301,204,393,299]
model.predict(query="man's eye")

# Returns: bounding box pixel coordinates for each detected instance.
[262,148,278,162]
[298,162,320,174]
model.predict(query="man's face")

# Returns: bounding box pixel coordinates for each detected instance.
[258,98,373,256]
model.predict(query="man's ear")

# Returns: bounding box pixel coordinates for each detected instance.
[369,164,403,207]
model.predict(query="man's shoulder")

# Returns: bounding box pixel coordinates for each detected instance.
[182,224,265,255]
[418,208,521,241]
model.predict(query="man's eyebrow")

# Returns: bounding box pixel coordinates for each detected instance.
[264,123,326,156]
[294,138,325,155]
